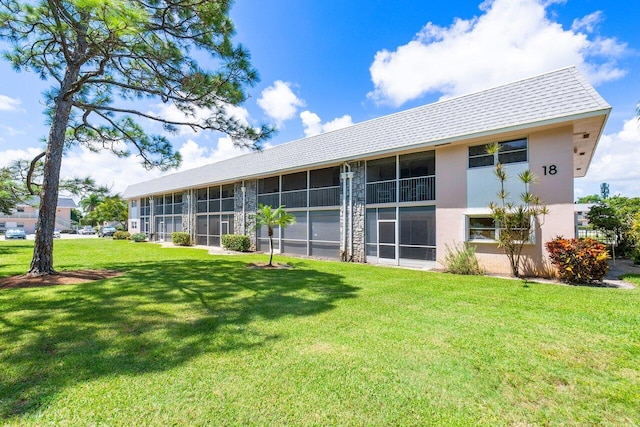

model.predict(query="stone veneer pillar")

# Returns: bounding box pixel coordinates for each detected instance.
[234,180,258,250]
[350,162,366,262]
[181,189,195,242]
[339,162,366,262]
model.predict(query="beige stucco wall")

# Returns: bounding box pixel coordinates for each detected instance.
[1,205,73,233]
[436,126,575,277]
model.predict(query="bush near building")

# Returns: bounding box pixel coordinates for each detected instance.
[545,237,609,284]
[113,231,131,240]
[131,233,147,242]
[221,234,250,252]
[172,232,191,246]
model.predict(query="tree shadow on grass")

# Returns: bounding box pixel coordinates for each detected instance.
[0,258,358,420]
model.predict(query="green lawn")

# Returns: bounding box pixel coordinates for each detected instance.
[1,239,638,426]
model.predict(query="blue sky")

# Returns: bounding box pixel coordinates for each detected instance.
[0,0,638,199]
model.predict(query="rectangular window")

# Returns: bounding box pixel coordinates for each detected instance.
[468,217,496,241]
[282,171,307,192]
[399,206,436,261]
[131,221,137,229]
[468,138,528,168]
[310,166,340,188]
[209,186,221,200]
[309,210,339,242]
[17,207,24,212]
[258,176,279,194]
[467,215,533,243]
[282,211,308,240]
[399,151,435,178]
[221,184,234,199]
[366,156,396,182]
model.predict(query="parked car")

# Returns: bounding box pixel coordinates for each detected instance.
[98,226,117,237]
[5,228,27,239]
[53,229,61,238]
[78,226,95,235]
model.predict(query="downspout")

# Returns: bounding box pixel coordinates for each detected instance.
[241,181,246,235]
[149,196,154,240]
[341,165,348,261]
[189,189,196,243]
[344,163,354,262]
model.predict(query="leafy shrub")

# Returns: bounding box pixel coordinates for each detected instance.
[631,248,640,265]
[113,231,131,240]
[131,233,147,242]
[172,232,191,246]
[221,234,250,252]
[545,237,609,284]
[441,242,484,275]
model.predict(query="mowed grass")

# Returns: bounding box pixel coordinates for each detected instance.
[0,239,638,426]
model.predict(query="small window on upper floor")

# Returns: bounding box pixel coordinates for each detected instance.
[16,207,25,212]
[468,138,528,169]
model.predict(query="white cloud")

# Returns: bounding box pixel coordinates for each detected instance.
[257,81,305,125]
[368,0,627,106]
[571,11,602,33]
[150,103,251,136]
[300,111,353,137]
[0,136,266,196]
[0,147,46,166]
[576,118,640,197]
[174,136,266,171]
[0,95,21,111]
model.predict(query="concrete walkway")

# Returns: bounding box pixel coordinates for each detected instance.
[604,258,639,289]
[156,240,637,289]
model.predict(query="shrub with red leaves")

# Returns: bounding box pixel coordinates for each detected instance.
[545,237,609,284]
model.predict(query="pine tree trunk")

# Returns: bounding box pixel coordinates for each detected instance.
[28,67,79,276]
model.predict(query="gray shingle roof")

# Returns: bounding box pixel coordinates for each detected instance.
[19,197,77,208]
[123,66,610,199]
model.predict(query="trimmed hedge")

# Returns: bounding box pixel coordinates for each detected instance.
[546,237,609,284]
[131,233,147,242]
[172,232,192,246]
[113,231,131,240]
[221,234,250,252]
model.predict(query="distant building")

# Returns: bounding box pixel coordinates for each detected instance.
[574,203,595,229]
[123,67,610,276]
[0,197,76,234]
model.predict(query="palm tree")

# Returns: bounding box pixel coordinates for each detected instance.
[79,193,104,214]
[254,204,296,266]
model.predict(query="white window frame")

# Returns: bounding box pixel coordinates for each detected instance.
[468,138,528,169]
[466,214,535,244]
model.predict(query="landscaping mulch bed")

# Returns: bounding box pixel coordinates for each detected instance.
[0,270,124,289]
[246,262,292,270]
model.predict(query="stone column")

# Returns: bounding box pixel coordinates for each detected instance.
[340,162,366,263]
[234,180,258,250]
[181,189,195,242]
[351,162,366,262]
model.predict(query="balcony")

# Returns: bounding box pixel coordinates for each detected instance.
[309,186,340,207]
[0,212,38,219]
[366,180,396,204]
[281,189,307,208]
[399,176,435,202]
[367,176,435,204]
[257,193,279,208]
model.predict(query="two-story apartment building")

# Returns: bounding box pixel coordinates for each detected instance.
[0,197,76,234]
[123,67,610,275]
